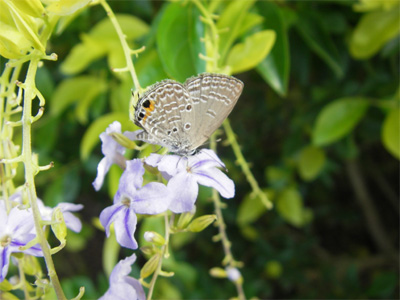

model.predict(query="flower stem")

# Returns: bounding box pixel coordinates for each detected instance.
[22,54,66,300]
[146,213,170,300]
[99,0,141,92]
[223,119,273,209]
[210,137,246,300]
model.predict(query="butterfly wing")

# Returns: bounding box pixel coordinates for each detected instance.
[133,80,194,153]
[183,73,244,150]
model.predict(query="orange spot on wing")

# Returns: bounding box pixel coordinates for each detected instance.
[142,101,155,123]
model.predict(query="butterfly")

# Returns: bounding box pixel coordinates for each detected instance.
[132,73,243,155]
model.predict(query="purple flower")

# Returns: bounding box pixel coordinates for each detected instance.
[99,254,145,300]
[38,201,84,233]
[93,121,127,191]
[0,203,43,282]
[100,159,170,249]
[145,149,235,213]
[7,191,83,233]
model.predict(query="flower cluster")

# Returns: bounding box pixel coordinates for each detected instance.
[94,122,235,251]
[0,193,83,282]
[94,121,236,298]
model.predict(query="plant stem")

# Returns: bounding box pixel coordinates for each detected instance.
[147,213,170,300]
[210,137,246,300]
[22,55,66,300]
[223,119,272,209]
[100,0,141,92]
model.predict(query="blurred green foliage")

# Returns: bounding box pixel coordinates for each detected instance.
[2,0,398,298]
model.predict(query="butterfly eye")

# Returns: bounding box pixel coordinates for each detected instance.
[186,104,192,111]
[172,127,178,133]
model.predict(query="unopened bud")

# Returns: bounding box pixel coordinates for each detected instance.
[188,214,217,232]
[140,253,161,279]
[226,267,242,283]
[51,208,67,243]
[109,132,136,149]
[176,211,195,229]
[209,267,227,278]
[144,231,165,246]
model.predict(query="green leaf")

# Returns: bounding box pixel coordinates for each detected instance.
[110,79,133,113]
[60,35,108,75]
[50,75,107,123]
[256,1,290,97]
[135,49,169,87]
[237,189,271,226]
[46,0,91,16]
[295,10,343,78]
[226,30,275,74]
[217,0,256,63]
[6,1,44,52]
[277,187,309,227]
[312,97,369,146]
[237,12,264,37]
[382,108,400,159]
[90,14,149,41]
[80,112,137,160]
[297,145,326,181]
[157,2,205,81]
[61,15,149,75]
[350,8,400,59]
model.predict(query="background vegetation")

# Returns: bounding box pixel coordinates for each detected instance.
[1,0,398,299]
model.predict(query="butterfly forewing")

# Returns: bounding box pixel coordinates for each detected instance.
[134,80,193,151]
[183,73,243,150]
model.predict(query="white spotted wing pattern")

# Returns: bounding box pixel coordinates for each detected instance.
[133,73,243,155]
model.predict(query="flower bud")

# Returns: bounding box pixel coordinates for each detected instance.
[176,210,195,230]
[188,214,217,232]
[144,231,165,246]
[226,267,242,284]
[140,253,161,279]
[109,132,136,150]
[209,267,227,278]
[51,208,67,243]
[22,255,41,276]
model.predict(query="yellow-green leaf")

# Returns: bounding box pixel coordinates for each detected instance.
[298,146,326,181]
[237,12,264,37]
[0,22,32,59]
[9,0,45,18]
[237,189,271,226]
[5,1,44,52]
[46,0,91,16]
[350,7,400,59]
[277,187,306,227]
[60,34,108,75]
[382,108,400,159]
[312,97,369,146]
[226,30,276,74]
[90,14,149,41]
[217,0,256,62]
[50,75,107,120]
